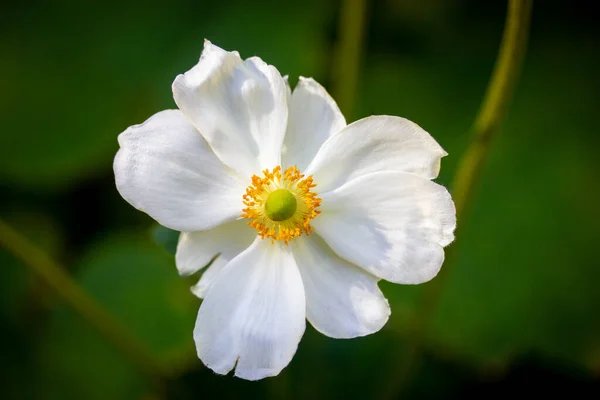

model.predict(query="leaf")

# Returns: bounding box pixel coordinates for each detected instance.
[38,234,198,399]
[151,224,180,256]
[0,0,331,190]
[0,211,65,398]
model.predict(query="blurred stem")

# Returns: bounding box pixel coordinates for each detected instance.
[331,0,368,117]
[384,0,532,397]
[0,217,164,379]
[452,0,532,219]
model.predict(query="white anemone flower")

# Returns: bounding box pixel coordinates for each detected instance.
[114,41,456,380]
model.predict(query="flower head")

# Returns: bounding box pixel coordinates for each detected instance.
[114,41,456,380]
[242,166,321,244]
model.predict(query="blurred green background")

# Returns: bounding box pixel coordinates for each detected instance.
[1,0,599,398]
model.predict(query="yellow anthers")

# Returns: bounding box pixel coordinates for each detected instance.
[242,166,322,244]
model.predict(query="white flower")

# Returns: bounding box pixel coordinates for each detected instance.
[114,41,456,380]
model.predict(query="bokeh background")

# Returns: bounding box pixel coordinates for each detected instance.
[1,0,599,398]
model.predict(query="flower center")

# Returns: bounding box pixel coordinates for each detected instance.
[242,166,321,244]
[265,189,297,221]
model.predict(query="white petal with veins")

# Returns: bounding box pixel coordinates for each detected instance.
[293,235,390,339]
[176,219,256,298]
[306,115,447,193]
[314,171,456,284]
[194,237,305,380]
[114,110,246,232]
[282,77,346,171]
[173,41,288,177]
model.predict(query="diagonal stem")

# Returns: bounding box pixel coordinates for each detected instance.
[0,217,165,378]
[451,0,533,220]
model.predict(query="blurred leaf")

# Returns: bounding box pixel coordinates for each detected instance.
[0,3,175,189]
[0,211,65,398]
[284,325,402,399]
[0,0,332,190]
[0,252,30,320]
[0,210,64,319]
[151,224,180,256]
[199,1,331,81]
[38,234,198,399]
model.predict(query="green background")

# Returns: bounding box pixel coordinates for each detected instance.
[1,0,599,398]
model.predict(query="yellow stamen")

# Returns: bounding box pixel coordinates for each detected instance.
[241,166,322,245]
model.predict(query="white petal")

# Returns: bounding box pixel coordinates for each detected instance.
[313,172,456,284]
[194,237,306,380]
[282,77,346,171]
[283,75,292,100]
[293,235,390,339]
[114,110,246,232]
[190,262,223,299]
[176,219,256,297]
[172,41,288,176]
[305,116,447,193]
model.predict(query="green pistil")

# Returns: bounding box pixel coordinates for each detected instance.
[265,189,297,221]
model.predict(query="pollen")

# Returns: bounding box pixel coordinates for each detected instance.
[242,166,322,244]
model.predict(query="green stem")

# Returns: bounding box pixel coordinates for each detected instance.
[0,217,165,378]
[383,0,532,397]
[452,0,532,219]
[331,0,368,117]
